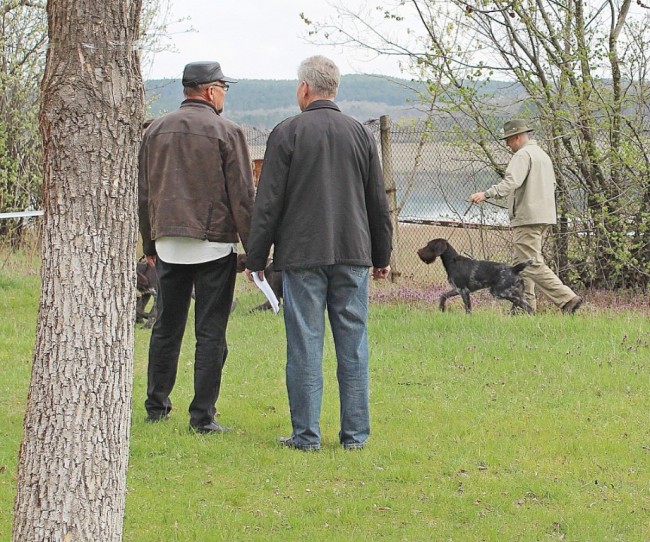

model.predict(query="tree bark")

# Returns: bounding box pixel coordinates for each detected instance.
[12,0,143,540]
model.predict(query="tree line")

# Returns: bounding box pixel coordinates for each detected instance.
[145,74,433,127]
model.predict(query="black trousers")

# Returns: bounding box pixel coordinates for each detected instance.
[145,252,237,426]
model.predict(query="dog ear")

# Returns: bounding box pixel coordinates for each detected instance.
[432,239,448,257]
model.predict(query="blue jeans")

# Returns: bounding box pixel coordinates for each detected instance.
[282,265,370,448]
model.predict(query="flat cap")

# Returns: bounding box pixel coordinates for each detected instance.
[500,119,533,140]
[182,61,236,87]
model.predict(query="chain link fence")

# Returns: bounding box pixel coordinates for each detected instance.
[243,121,523,287]
[2,118,645,290]
[365,117,516,286]
[244,114,650,290]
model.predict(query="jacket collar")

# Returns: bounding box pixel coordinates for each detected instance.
[180,98,220,115]
[303,99,340,113]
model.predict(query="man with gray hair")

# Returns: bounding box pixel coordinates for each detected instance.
[245,55,393,451]
[470,119,582,314]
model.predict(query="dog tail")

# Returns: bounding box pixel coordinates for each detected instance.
[511,259,534,274]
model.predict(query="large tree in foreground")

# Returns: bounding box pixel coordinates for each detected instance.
[12,0,143,539]
[305,0,650,288]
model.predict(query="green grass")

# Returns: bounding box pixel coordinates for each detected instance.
[1,256,649,541]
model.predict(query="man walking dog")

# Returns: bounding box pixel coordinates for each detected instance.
[470,119,582,314]
[139,61,255,433]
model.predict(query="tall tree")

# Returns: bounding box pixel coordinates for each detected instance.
[12,0,143,540]
[305,0,650,288]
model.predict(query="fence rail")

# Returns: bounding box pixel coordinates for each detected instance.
[0,210,44,219]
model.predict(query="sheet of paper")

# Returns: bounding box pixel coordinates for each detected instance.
[252,273,280,314]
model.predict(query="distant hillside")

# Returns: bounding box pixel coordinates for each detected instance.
[145,74,430,128]
[144,75,525,129]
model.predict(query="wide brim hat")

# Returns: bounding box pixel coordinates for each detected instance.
[499,119,533,140]
[182,61,237,87]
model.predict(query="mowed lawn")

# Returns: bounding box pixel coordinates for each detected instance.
[1,257,649,541]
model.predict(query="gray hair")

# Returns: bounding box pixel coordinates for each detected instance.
[298,56,340,98]
[183,82,211,98]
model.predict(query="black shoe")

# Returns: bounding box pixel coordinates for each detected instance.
[145,413,169,423]
[562,295,583,314]
[189,421,231,434]
[342,442,365,450]
[278,436,320,451]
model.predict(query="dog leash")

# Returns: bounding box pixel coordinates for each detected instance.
[455,199,508,258]
[440,202,474,247]
[465,200,507,214]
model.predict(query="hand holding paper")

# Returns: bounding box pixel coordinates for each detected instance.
[252,273,280,314]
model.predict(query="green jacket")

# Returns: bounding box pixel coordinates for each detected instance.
[484,140,557,226]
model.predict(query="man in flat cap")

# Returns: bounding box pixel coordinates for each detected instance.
[139,61,255,433]
[469,119,582,314]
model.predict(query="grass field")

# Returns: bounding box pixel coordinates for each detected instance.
[1,249,649,541]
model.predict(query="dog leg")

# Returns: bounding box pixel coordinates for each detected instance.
[135,293,150,323]
[250,300,272,312]
[142,292,158,329]
[250,297,283,313]
[511,298,534,314]
[497,293,534,315]
[439,288,460,312]
[459,289,472,313]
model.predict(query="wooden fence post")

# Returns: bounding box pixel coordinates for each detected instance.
[380,115,400,281]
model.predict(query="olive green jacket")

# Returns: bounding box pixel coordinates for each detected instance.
[484,140,557,226]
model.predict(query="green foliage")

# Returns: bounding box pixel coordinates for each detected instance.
[1,256,649,541]
[303,1,650,288]
[0,0,182,247]
[0,2,46,245]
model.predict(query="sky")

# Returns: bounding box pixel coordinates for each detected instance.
[145,0,408,81]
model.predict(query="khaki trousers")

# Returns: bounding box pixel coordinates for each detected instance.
[512,224,576,311]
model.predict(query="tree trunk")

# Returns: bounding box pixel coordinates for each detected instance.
[12,0,143,540]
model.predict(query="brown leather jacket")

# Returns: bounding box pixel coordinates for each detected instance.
[138,99,255,256]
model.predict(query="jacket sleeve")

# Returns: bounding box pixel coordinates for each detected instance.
[137,136,156,256]
[365,130,393,268]
[223,126,256,250]
[245,125,290,271]
[484,150,531,199]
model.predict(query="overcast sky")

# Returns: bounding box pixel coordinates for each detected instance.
[145,0,407,81]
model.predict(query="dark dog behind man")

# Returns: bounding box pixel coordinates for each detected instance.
[136,256,159,328]
[137,256,239,324]
[417,238,533,314]
[237,254,283,312]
